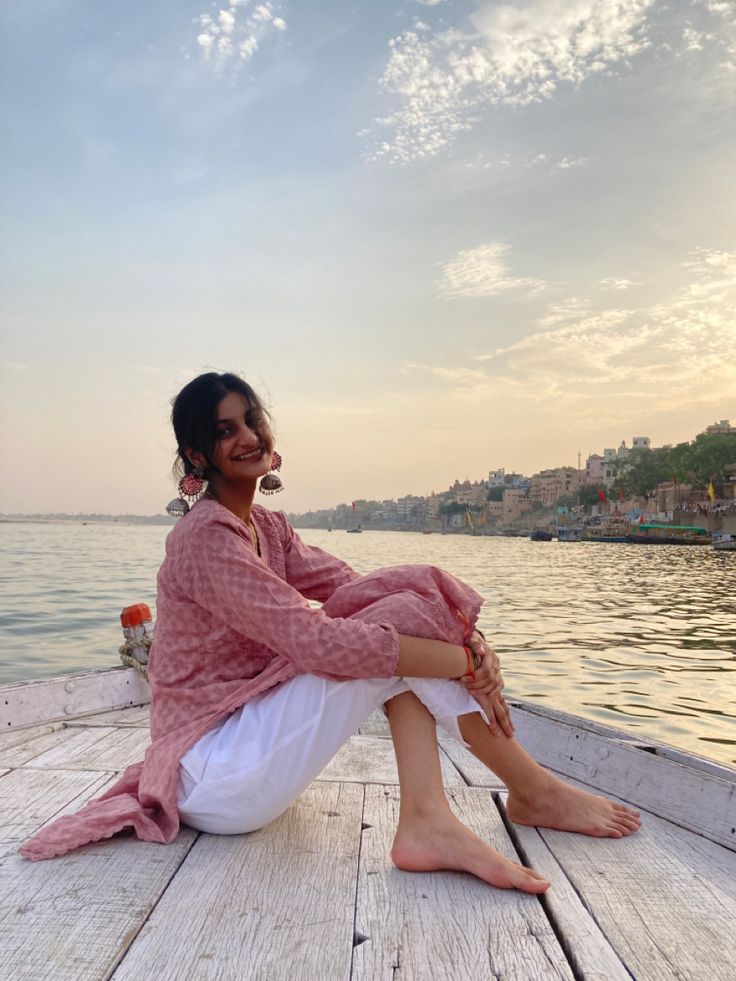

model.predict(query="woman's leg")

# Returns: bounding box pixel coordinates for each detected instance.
[385,691,550,893]
[178,675,410,834]
[396,676,637,835]
[457,713,641,837]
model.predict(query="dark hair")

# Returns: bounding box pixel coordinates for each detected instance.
[171,372,271,479]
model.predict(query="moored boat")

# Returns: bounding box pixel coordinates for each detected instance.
[627,523,711,545]
[556,525,583,542]
[582,516,631,543]
[529,529,553,541]
[713,530,736,551]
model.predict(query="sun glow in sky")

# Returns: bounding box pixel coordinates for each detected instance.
[1,0,735,514]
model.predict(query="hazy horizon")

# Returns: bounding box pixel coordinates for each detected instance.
[2,1,735,515]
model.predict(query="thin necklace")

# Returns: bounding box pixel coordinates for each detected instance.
[247,516,260,556]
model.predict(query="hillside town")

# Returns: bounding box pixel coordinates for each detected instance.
[289,420,736,538]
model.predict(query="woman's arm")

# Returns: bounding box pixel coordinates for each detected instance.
[187,513,477,683]
[276,513,358,601]
[396,635,468,679]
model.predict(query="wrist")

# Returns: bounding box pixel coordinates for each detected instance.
[461,645,483,677]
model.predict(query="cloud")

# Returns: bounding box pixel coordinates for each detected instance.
[556,156,589,169]
[219,10,236,34]
[193,1,287,70]
[533,296,593,328]
[369,0,655,162]
[405,362,488,384]
[1,361,29,372]
[599,277,638,290]
[438,242,546,299]
[252,4,274,23]
[415,0,448,5]
[690,0,736,71]
[416,248,736,421]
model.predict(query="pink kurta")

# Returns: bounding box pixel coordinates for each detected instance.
[20,500,482,861]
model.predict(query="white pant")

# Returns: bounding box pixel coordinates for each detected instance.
[177,674,481,835]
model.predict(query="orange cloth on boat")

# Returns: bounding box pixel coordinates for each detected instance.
[19,499,483,861]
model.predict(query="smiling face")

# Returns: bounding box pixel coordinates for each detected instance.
[207,391,274,485]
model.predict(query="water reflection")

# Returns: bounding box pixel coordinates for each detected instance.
[1,522,734,765]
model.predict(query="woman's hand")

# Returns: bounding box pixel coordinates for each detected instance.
[461,630,514,737]
[473,690,515,738]
[461,630,503,697]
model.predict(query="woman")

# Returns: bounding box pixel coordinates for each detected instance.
[21,373,639,885]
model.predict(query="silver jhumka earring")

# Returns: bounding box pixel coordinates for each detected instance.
[259,451,284,495]
[166,466,206,517]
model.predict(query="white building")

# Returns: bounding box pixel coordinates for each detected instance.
[602,438,650,482]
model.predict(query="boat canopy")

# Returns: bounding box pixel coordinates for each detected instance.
[637,523,708,534]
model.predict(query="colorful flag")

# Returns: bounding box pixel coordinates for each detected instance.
[351,501,356,511]
[616,486,625,502]
[597,489,608,503]
[707,481,716,501]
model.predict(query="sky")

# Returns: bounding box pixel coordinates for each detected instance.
[1,0,735,515]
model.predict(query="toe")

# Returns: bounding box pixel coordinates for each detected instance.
[615,803,640,818]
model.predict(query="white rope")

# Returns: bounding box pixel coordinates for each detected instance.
[119,635,152,681]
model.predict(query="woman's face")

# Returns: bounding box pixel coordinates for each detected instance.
[208,391,274,483]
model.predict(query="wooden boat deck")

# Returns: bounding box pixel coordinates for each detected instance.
[1,669,735,980]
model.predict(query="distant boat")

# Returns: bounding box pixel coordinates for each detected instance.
[422,530,433,535]
[713,531,736,552]
[556,526,583,542]
[529,529,553,541]
[346,527,362,534]
[628,523,711,546]
[583,517,630,543]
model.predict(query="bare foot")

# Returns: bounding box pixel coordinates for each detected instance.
[391,814,550,894]
[507,775,641,838]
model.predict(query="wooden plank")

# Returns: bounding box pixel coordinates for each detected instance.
[510,705,736,850]
[0,767,115,857]
[352,785,573,980]
[0,726,85,768]
[513,701,736,783]
[64,705,151,728]
[0,721,65,753]
[509,824,631,980]
[357,710,390,737]
[0,667,150,730]
[317,735,464,787]
[112,782,363,981]
[509,701,643,742]
[0,828,197,981]
[21,726,150,772]
[501,791,736,980]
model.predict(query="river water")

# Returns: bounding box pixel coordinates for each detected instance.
[1,520,734,765]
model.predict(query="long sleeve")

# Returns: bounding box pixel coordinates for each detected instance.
[275,513,358,602]
[186,513,399,679]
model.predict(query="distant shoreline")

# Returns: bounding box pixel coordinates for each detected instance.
[0,514,176,527]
